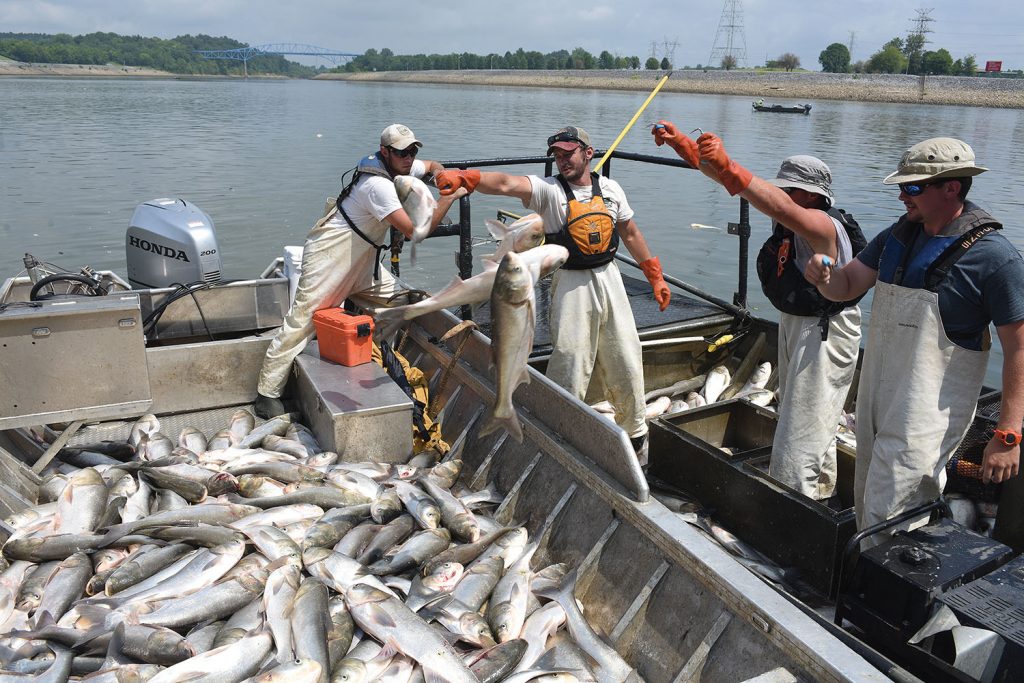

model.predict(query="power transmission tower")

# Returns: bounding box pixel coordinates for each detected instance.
[906,7,934,74]
[909,7,934,45]
[662,37,679,66]
[649,42,659,61]
[847,31,855,60]
[708,0,747,68]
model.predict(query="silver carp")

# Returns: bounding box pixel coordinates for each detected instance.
[481,250,536,443]
[395,175,438,267]
[345,583,478,683]
[372,243,567,340]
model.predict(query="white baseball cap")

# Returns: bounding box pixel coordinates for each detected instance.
[380,123,422,151]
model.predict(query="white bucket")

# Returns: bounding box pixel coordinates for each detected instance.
[283,246,304,305]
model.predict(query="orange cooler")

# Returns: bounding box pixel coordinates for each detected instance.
[312,309,375,367]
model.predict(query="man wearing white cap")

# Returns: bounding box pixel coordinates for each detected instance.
[804,137,1024,545]
[255,124,463,419]
[652,123,865,500]
[433,125,671,467]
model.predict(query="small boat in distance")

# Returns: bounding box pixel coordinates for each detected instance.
[753,99,812,114]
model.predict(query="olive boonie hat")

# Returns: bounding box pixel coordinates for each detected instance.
[380,124,422,151]
[767,155,835,208]
[547,126,591,154]
[882,137,987,185]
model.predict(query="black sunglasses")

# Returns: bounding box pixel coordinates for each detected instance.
[547,131,584,148]
[388,146,419,158]
[898,179,946,196]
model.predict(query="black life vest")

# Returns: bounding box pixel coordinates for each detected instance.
[548,173,619,270]
[756,207,867,319]
[334,153,394,280]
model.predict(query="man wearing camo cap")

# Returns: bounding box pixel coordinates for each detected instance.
[805,137,1024,546]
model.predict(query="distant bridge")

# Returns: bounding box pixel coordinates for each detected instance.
[194,44,361,75]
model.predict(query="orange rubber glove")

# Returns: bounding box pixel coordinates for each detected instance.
[651,120,700,169]
[639,257,671,311]
[696,132,753,196]
[435,169,481,196]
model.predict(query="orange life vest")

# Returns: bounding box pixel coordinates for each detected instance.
[550,173,619,269]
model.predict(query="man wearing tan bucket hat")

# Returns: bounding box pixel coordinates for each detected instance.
[805,137,1024,546]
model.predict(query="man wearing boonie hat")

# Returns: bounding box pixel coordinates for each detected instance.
[804,137,1024,546]
[651,123,866,501]
[254,123,463,419]
[433,125,673,469]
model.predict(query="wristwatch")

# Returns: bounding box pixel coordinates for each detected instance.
[994,428,1022,447]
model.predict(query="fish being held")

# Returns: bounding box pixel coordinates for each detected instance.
[395,175,438,267]
[372,244,568,340]
[481,251,537,443]
[482,213,546,262]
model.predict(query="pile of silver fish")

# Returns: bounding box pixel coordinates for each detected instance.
[1,410,639,683]
[592,361,776,425]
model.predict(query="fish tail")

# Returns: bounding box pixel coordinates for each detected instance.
[480,409,523,443]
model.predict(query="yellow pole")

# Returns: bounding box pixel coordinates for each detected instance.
[592,71,672,174]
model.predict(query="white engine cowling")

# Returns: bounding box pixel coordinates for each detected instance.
[126,198,222,289]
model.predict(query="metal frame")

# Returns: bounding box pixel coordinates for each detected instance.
[431,151,752,321]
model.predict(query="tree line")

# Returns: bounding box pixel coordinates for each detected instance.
[2,30,994,78]
[0,32,317,76]
[818,37,980,76]
[341,47,653,72]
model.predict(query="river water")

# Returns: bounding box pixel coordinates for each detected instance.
[3,77,1023,384]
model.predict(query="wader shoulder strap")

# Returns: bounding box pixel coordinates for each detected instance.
[554,172,603,204]
[924,222,1001,291]
[336,174,388,281]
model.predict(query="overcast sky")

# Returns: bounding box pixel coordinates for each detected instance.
[3,0,1023,70]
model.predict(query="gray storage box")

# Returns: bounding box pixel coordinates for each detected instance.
[294,341,413,462]
[0,294,151,429]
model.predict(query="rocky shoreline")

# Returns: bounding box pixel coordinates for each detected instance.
[5,61,1022,108]
[319,69,1024,109]
[0,61,173,77]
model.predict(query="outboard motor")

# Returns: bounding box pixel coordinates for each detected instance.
[126,198,222,289]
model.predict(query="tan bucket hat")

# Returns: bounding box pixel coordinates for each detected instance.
[882,137,987,185]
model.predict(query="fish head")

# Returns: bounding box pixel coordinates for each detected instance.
[393,464,417,480]
[461,613,497,648]
[301,546,331,568]
[428,459,462,488]
[423,562,464,590]
[508,214,547,252]
[332,658,368,683]
[421,505,442,529]
[489,605,520,643]
[540,245,569,275]
[493,252,534,303]
[343,582,391,609]
[451,515,480,543]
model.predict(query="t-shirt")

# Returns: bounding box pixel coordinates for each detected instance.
[330,159,427,243]
[524,174,634,233]
[791,214,855,274]
[857,202,1024,350]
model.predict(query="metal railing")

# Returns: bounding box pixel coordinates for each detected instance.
[431,150,753,320]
